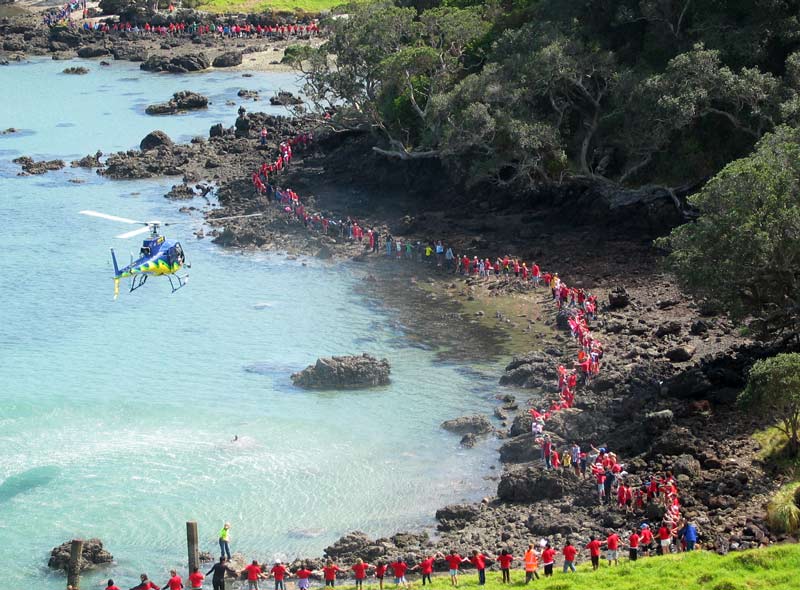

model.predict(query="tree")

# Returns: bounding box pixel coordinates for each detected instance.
[656,125,800,336]
[740,353,800,456]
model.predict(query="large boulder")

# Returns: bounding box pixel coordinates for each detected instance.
[498,467,575,502]
[435,504,481,532]
[146,91,209,115]
[644,409,674,433]
[499,433,546,463]
[13,156,65,174]
[77,45,109,58]
[323,532,387,563]
[672,454,702,478]
[291,354,390,389]
[270,91,303,105]
[440,414,492,435]
[140,130,173,151]
[509,412,532,437]
[212,51,242,67]
[664,367,713,399]
[499,351,557,389]
[48,538,113,571]
[666,345,696,362]
[141,52,209,73]
[608,286,630,309]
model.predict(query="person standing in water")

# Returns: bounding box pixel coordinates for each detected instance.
[219,522,232,560]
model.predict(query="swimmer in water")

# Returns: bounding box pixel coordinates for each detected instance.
[232,435,239,442]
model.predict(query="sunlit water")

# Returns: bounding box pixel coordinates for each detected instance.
[0,58,503,588]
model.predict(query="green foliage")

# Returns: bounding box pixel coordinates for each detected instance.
[657,126,800,335]
[766,482,800,534]
[740,353,800,455]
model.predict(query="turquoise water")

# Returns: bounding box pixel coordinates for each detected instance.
[0,59,501,588]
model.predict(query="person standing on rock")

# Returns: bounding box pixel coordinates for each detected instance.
[468,550,488,585]
[523,544,540,583]
[218,523,232,560]
[444,550,466,586]
[206,557,237,590]
[540,543,555,578]
[242,560,267,590]
[542,436,552,469]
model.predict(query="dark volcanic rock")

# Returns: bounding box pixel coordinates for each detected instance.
[165,183,195,199]
[146,91,209,115]
[608,286,630,309]
[460,433,477,448]
[498,466,575,502]
[111,44,148,62]
[291,354,390,389]
[71,151,103,168]
[77,45,109,58]
[441,414,492,435]
[212,51,242,67]
[435,504,481,532]
[499,351,556,389]
[644,409,673,433]
[499,433,545,463]
[48,538,113,571]
[140,130,173,151]
[664,367,712,399]
[270,91,303,106]
[62,66,89,75]
[666,345,696,362]
[13,156,65,174]
[141,52,209,73]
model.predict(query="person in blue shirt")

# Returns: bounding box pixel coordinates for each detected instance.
[679,521,698,551]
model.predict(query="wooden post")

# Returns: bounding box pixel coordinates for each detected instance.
[67,538,83,590]
[187,521,199,575]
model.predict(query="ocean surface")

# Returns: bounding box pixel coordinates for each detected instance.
[0,58,502,588]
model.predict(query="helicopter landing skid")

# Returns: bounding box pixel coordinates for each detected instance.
[168,273,189,293]
[129,274,148,293]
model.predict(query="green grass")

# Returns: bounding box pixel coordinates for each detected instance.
[753,426,800,476]
[767,482,800,534]
[336,545,800,590]
[196,0,347,15]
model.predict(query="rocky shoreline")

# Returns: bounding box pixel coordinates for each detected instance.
[5,21,798,574]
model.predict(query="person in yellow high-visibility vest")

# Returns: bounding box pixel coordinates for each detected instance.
[523,544,540,583]
[219,522,232,560]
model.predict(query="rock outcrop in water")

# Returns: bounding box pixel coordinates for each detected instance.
[13,156,65,174]
[440,414,493,435]
[146,91,209,115]
[48,538,113,572]
[140,52,210,73]
[291,354,390,389]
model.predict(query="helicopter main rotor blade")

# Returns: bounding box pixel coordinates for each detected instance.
[80,210,148,225]
[116,226,153,240]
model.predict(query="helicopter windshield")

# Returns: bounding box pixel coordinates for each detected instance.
[171,243,185,265]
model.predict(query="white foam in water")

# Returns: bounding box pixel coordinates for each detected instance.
[0,58,500,590]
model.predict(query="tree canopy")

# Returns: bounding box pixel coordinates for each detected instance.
[656,125,800,336]
[740,353,800,456]
[291,0,800,192]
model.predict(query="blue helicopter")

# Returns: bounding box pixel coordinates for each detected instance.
[80,210,263,299]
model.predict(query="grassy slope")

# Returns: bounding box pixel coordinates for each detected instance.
[335,545,800,590]
[196,0,343,14]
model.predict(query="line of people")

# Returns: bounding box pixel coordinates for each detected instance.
[69,19,320,38]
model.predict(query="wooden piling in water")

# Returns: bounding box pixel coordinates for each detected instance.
[67,538,83,590]
[187,521,199,575]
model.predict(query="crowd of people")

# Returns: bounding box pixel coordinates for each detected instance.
[42,0,87,26]
[72,19,320,38]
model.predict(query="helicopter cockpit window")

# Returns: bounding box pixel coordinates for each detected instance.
[140,245,151,257]
[172,244,185,264]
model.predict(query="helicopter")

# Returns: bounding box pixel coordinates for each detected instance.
[80,209,263,299]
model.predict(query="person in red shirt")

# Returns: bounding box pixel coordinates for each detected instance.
[163,570,183,590]
[351,559,372,590]
[390,558,408,588]
[243,561,266,590]
[374,562,388,590]
[444,551,466,586]
[604,531,620,566]
[640,524,654,556]
[412,554,438,586]
[468,550,487,585]
[495,549,513,583]
[628,530,640,561]
[323,561,340,587]
[540,544,555,578]
[105,580,121,590]
[294,566,313,590]
[562,541,577,573]
[270,560,289,590]
[188,567,204,590]
[585,537,601,570]
[130,574,160,590]
[657,523,672,555]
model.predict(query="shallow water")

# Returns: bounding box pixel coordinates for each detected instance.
[0,58,501,588]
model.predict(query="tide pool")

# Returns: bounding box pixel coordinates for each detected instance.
[0,58,501,589]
